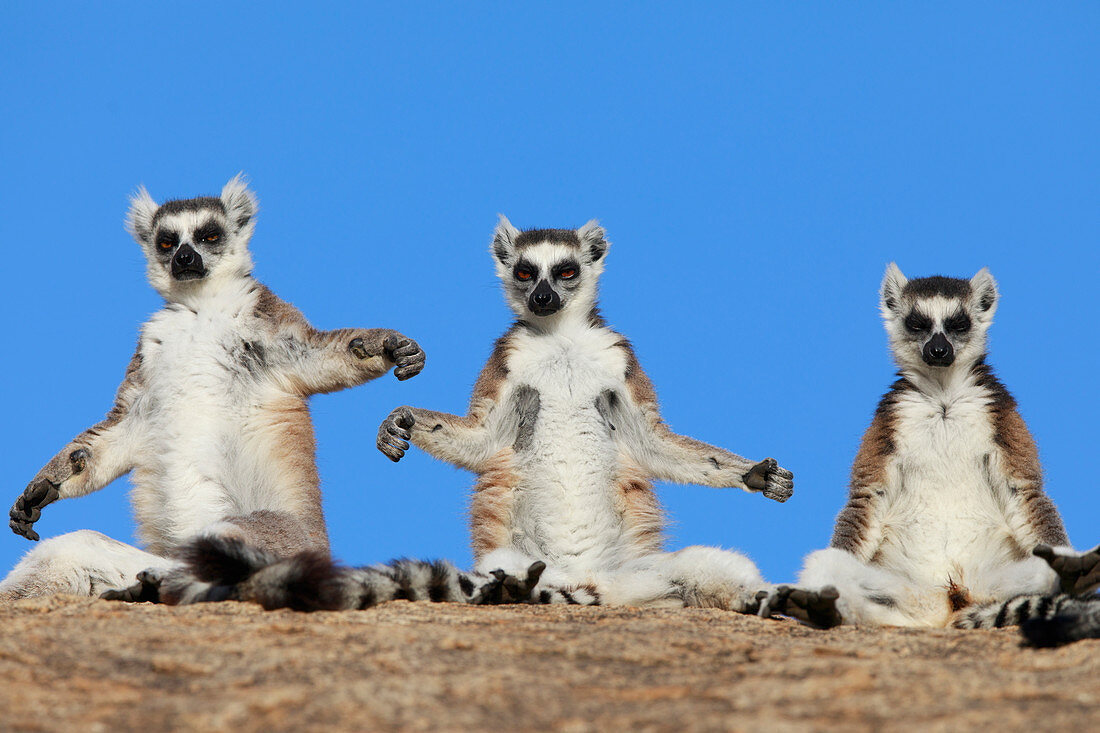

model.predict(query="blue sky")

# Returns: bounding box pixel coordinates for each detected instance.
[1,4,1097,586]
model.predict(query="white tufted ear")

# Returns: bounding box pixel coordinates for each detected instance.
[970,267,999,322]
[880,262,908,317]
[577,219,609,263]
[125,185,159,245]
[491,214,522,265]
[221,173,259,236]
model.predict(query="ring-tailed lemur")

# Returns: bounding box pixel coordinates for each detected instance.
[369,216,794,612]
[0,176,467,603]
[758,264,1099,630]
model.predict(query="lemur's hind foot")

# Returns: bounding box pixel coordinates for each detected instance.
[1034,544,1100,596]
[472,562,546,605]
[99,568,165,603]
[759,585,843,629]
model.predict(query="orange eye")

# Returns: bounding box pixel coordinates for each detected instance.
[203,234,219,243]
[559,269,576,279]
[516,270,533,281]
[158,241,173,251]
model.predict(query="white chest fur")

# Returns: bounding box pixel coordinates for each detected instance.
[875,377,1019,587]
[502,322,638,571]
[129,285,297,545]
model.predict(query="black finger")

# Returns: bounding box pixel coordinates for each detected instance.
[526,561,546,586]
[1032,544,1054,561]
[25,478,52,504]
[384,335,409,352]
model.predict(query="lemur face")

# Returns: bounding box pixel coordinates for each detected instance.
[126,176,258,301]
[879,263,999,372]
[490,217,609,321]
[151,204,229,282]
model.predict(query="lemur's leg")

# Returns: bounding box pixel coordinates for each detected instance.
[967,552,1064,601]
[285,328,425,396]
[0,530,171,602]
[604,389,794,503]
[10,351,144,541]
[603,547,769,612]
[765,547,927,628]
[1034,543,1100,596]
[472,548,600,605]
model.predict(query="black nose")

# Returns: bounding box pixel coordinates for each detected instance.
[527,279,562,315]
[170,243,206,280]
[922,332,955,366]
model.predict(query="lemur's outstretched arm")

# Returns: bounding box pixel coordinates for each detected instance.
[377,338,511,472]
[10,349,145,541]
[252,286,424,396]
[292,326,424,395]
[377,404,500,472]
[609,347,793,502]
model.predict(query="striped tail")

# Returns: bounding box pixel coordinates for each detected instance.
[157,535,589,611]
[163,535,345,610]
[1021,598,1100,647]
[952,593,1100,639]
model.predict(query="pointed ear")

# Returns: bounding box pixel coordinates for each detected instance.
[970,267,999,318]
[125,186,159,245]
[577,219,608,263]
[492,214,521,265]
[221,173,258,235]
[880,262,908,316]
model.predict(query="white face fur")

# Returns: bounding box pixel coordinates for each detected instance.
[490,216,609,323]
[125,175,258,302]
[879,262,1000,374]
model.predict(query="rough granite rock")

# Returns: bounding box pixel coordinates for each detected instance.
[0,596,1097,731]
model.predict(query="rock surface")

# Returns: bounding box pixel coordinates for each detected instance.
[1,596,1097,731]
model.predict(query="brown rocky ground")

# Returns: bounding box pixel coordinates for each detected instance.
[0,596,1097,732]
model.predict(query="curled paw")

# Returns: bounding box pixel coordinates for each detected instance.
[9,476,62,541]
[377,407,415,462]
[758,585,842,629]
[743,458,794,503]
[100,569,164,603]
[472,561,547,605]
[1034,543,1100,596]
[383,333,425,381]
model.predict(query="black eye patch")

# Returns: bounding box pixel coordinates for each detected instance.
[193,221,225,245]
[944,313,972,334]
[553,261,580,280]
[513,261,537,282]
[154,229,179,254]
[904,311,933,334]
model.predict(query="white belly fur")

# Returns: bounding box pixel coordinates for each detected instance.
[873,388,1020,590]
[505,324,639,574]
[130,293,304,549]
